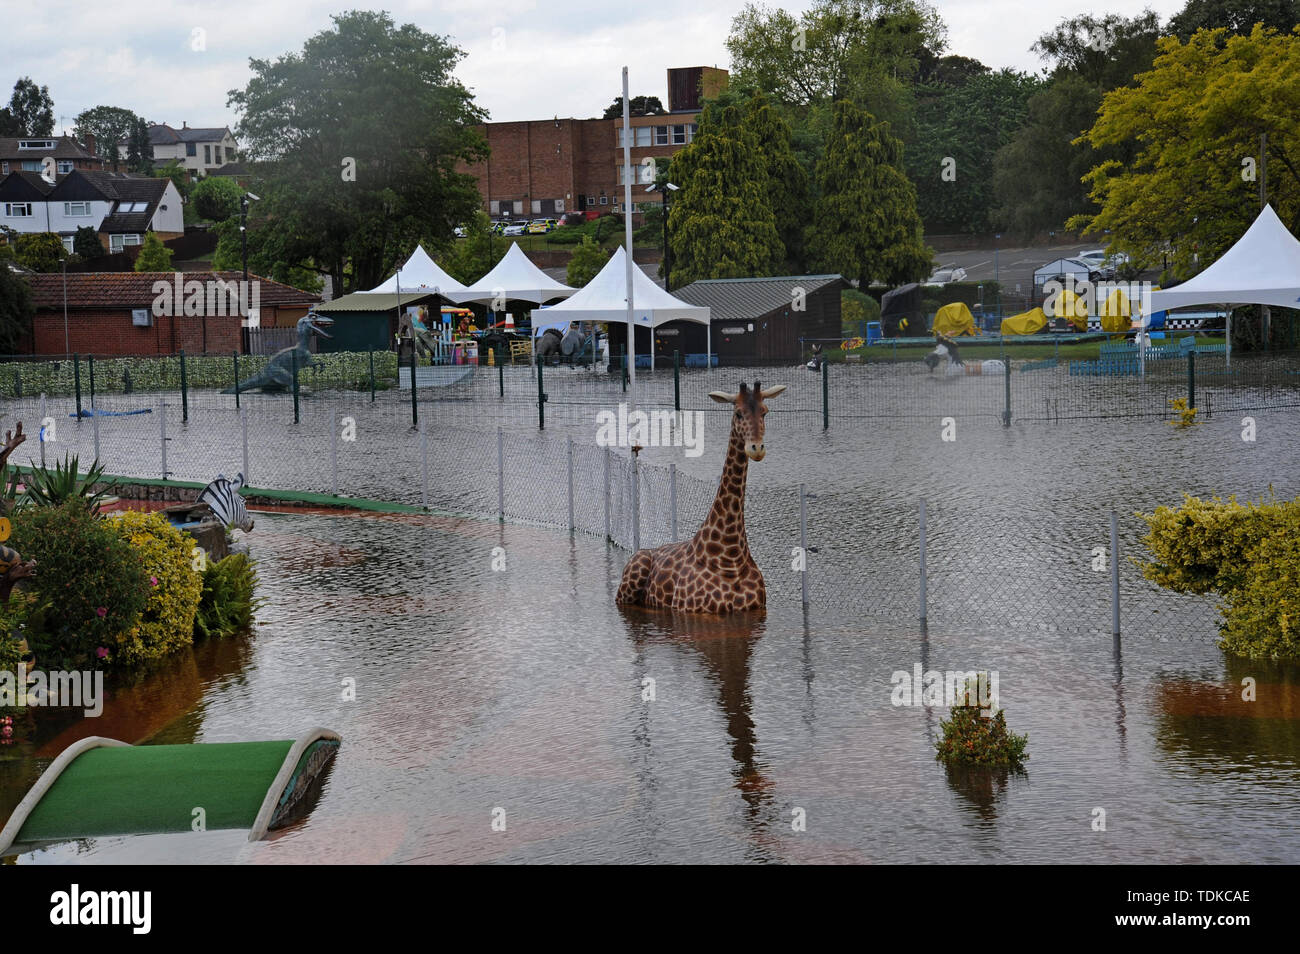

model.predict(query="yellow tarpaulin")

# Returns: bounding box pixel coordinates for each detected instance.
[1000,307,1049,336]
[932,302,978,337]
[1099,288,1133,333]
[1052,288,1088,331]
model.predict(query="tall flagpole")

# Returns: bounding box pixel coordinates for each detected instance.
[623,66,636,415]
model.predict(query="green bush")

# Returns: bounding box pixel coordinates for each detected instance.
[105,511,203,668]
[195,553,260,640]
[9,501,150,669]
[935,674,1028,768]
[841,289,880,336]
[1139,493,1300,659]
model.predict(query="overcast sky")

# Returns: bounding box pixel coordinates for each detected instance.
[7,0,1189,132]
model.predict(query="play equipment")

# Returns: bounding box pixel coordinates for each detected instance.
[1051,288,1089,332]
[841,337,865,351]
[931,302,978,337]
[0,728,340,854]
[1000,307,1049,336]
[1100,288,1133,333]
[70,408,153,418]
[224,314,334,393]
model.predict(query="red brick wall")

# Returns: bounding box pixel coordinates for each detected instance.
[32,310,242,356]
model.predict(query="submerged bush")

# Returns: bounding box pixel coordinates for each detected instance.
[9,501,150,668]
[195,552,260,640]
[936,675,1028,769]
[104,511,203,667]
[1139,493,1300,659]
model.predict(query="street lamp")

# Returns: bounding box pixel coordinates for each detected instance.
[240,191,261,282]
[646,181,679,290]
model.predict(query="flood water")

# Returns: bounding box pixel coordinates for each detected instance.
[3,368,1300,863]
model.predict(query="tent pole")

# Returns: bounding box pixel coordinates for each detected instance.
[622,67,636,415]
[707,323,712,370]
[1225,307,1232,371]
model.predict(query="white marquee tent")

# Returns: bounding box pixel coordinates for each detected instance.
[364,244,467,298]
[455,242,576,306]
[533,246,711,367]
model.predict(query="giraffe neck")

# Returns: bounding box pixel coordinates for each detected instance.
[690,418,752,569]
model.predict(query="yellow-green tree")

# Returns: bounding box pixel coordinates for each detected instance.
[566,235,608,287]
[1072,25,1300,277]
[133,231,174,271]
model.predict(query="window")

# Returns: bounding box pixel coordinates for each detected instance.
[655,126,669,146]
[672,125,687,145]
[204,145,211,165]
[0,162,7,174]
[57,160,73,174]
[64,201,91,216]
[636,126,652,146]
[109,233,142,253]
[555,199,564,213]
[17,139,54,150]
[586,196,596,208]
[531,199,541,214]
[226,146,235,162]
[61,235,74,253]
[612,204,620,213]
[489,200,500,215]
[3,203,32,217]
[20,160,41,172]
[512,200,523,215]
[116,201,148,213]
[186,142,196,157]
[599,195,608,205]
[689,124,698,141]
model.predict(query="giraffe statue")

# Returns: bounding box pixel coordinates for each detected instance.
[616,381,786,614]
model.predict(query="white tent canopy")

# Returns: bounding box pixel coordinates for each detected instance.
[455,242,576,305]
[533,247,711,364]
[364,244,467,298]
[1147,204,1300,312]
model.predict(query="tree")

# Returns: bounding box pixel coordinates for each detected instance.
[1032,11,1163,88]
[666,105,784,284]
[439,211,506,285]
[133,232,174,271]
[74,106,141,162]
[152,160,189,198]
[227,10,488,294]
[0,266,34,353]
[805,100,931,288]
[191,176,243,222]
[1072,25,1300,276]
[566,235,609,287]
[13,233,66,272]
[1169,0,1299,39]
[7,78,54,136]
[73,226,104,259]
[211,215,322,293]
[126,118,154,174]
[602,95,666,118]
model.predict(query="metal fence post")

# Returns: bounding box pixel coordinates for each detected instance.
[800,482,809,609]
[368,346,376,402]
[673,350,680,412]
[178,350,188,423]
[1110,510,1121,637]
[408,348,417,428]
[160,398,168,479]
[919,499,928,624]
[603,446,611,541]
[92,404,100,463]
[292,350,300,425]
[241,406,250,484]
[1188,350,1196,409]
[88,354,96,410]
[669,462,678,540]
[821,356,829,430]
[498,356,504,398]
[73,353,82,420]
[537,355,546,429]
[497,426,504,522]
[233,351,240,409]
[567,437,575,532]
[1003,357,1012,427]
[620,346,627,393]
[330,406,339,497]
[420,420,429,509]
[631,452,641,552]
[38,392,47,468]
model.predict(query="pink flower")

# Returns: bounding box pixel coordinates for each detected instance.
[150,576,158,587]
[96,647,109,659]
[96,606,107,618]
[1,726,12,738]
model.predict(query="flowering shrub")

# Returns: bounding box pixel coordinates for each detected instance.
[9,501,149,669]
[104,511,203,667]
[935,675,1028,769]
[1139,493,1300,659]
[1167,397,1199,429]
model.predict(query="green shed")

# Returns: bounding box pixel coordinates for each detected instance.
[314,292,438,353]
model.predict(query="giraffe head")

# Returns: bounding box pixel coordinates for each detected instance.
[709,380,787,461]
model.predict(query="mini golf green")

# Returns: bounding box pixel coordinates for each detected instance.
[0,729,339,854]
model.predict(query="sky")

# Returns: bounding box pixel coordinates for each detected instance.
[3,0,1190,133]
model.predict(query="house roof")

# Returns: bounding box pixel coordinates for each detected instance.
[148,124,233,145]
[0,135,98,162]
[316,291,438,313]
[46,171,171,233]
[24,272,320,310]
[671,274,846,323]
[0,171,56,200]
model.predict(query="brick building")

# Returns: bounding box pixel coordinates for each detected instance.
[22,271,319,356]
[461,66,727,221]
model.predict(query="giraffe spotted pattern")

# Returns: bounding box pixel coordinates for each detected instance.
[616,381,785,614]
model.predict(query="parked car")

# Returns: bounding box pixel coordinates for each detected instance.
[924,266,967,286]
[453,226,467,238]
[503,222,528,236]
[558,212,586,227]
[527,219,551,234]
[1077,249,1130,279]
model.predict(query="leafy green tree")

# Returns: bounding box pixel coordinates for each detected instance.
[210,215,322,293]
[133,232,174,271]
[227,10,488,294]
[152,160,189,198]
[566,235,609,287]
[909,68,1040,232]
[666,105,784,284]
[602,96,666,118]
[6,78,54,136]
[73,106,141,162]
[72,226,104,259]
[14,233,66,272]
[0,265,33,352]
[805,101,931,288]
[440,211,506,285]
[126,118,154,174]
[741,92,811,269]
[1031,11,1163,88]
[191,176,243,222]
[1169,0,1299,39]
[1072,25,1300,275]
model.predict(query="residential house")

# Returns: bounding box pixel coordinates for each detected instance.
[142,123,239,178]
[0,135,103,177]
[0,169,183,253]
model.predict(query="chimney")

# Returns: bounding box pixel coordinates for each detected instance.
[83,132,96,156]
[182,121,188,129]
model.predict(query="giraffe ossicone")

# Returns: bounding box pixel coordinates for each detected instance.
[616,381,786,614]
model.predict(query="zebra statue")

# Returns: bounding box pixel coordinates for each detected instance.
[924,333,1006,376]
[199,473,254,533]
